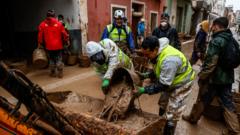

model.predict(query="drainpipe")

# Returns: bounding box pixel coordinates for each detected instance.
[78,0,88,57]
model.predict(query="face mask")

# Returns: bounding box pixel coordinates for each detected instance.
[160,22,168,27]
[90,51,106,65]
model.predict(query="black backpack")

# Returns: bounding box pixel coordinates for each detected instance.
[220,37,240,69]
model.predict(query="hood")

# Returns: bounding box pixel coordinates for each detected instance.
[44,17,59,26]
[158,37,169,54]
[212,29,232,40]
[86,41,104,57]
[200,20,209,33]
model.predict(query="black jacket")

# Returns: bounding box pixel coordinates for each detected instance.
[152,24,181,50]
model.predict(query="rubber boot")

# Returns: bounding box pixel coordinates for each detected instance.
[182,101,205,124]
[163,121,176,135]
[159,107,166,116]
[49,65,56,77]
[223,107,240,135]
[56,62,64,78]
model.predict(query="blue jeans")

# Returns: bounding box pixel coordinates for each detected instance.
[201,83,236,112]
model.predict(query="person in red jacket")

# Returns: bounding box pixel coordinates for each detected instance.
[38,9,69,78]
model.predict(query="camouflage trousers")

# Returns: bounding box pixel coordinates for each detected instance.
[159,81,193,122]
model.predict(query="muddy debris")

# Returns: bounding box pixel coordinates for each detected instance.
[49,91,165,135]
[100,80,134,121]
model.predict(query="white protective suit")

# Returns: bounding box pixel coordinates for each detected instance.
[86,38,134,79]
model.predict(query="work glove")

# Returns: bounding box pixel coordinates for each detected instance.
[133,87,145,97]
[101,79,110,94]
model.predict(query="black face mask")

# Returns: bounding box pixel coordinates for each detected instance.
[90,51,106,65]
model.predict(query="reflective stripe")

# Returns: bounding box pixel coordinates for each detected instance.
[100,40,105,47]
[154,45,195,88]
[107,24,129,43]
[118,49,131,68]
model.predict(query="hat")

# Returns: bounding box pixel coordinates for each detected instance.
[201,20,209,33]
[86,41,104,57]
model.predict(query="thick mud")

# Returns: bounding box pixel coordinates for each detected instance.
[101,81,134,121]
[48,91,164,133]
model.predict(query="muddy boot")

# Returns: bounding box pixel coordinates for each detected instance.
[163,121,176,135]
[223,108,240,135]
[49,65,56,77]
[56,63,64,78]
[159,107,166,116]
[182,101,205,124]
[158,92,169,116]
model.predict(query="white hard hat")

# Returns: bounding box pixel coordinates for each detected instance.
[86,41,103,57]
[114,10,124,18]
[140,18,145,22]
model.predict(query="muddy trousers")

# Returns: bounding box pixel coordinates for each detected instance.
[189,51,205,65]
[159,81,193,135]
[48,50,64,77]
[187,83,240,134]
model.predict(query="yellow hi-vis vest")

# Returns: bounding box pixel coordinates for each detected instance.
[97,40,132,73]
[107,24,130,43]
[154,45,195,88]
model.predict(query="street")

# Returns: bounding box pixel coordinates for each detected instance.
[2,35,239,134]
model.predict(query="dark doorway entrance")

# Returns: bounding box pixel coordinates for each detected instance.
[132,2,145,47]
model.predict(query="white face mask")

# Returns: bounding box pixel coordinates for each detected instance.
[160,22,168,27]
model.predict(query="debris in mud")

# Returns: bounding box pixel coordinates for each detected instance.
[48,91,166,135]
[47,68,166,134]
[100,80,134,121]
[99,68,141,122]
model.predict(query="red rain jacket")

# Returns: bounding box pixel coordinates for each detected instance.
[38,17,69,50]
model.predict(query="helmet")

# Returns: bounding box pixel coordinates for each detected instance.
[140,18,145,22]
[86,41,103,57]
[161,13,170,19]
[114,10,124,19]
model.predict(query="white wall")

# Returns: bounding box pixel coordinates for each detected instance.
[210,0,226,16]
[14,0,81,32]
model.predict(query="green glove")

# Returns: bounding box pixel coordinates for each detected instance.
[133,87,145,97]
[101,79,110,94]
[138,87,145,94]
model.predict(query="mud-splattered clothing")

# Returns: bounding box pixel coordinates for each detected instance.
[143,38,194,122]
[93,39,134,79]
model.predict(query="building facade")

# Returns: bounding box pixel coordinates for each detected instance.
[164,0,192,35]
[210,0,226,16]
[87,0,166,42]
[0,0,88,58]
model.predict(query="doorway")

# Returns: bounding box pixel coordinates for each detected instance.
[132,2,145,46]
[176,7,183,32]
[150,12,158,33]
